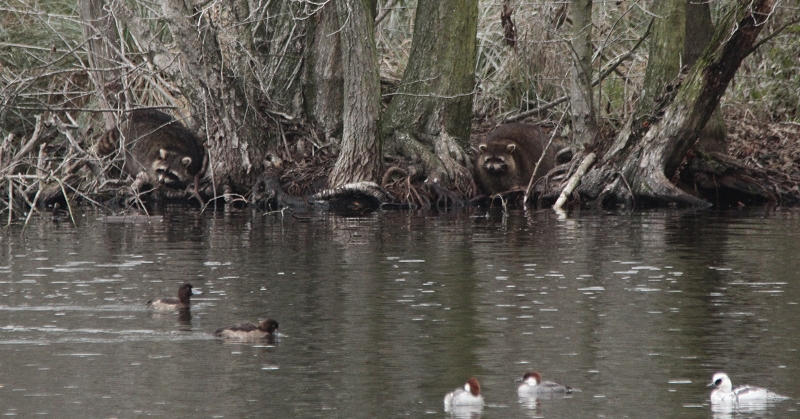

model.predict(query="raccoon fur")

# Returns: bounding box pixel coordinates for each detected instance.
[97,109,205,192]
[474,123,556,195]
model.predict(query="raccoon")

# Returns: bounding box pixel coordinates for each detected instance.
[97,109,205,193]
[474,123,556,195]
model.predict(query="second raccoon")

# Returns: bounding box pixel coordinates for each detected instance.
[474,123,556,195]
[97,109,205,192]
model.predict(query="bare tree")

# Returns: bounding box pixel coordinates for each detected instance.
[576,0,778,208]
[380,0,479,193]
[78,0,122,129]
[157,0,271,192]
[328,0,382,187]
[684,0,726,154]
[567,0,598,148]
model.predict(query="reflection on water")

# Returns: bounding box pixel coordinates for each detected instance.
[446,405,484,419]
[0,208,799,418]
[711,400,784,419]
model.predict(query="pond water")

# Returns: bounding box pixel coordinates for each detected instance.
[1,207,799,418]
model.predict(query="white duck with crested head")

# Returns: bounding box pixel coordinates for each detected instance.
[444,377,484,411]
[517,371,573,396]
[709,372,789,404]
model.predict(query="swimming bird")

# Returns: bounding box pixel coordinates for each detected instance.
[444,377,484,411]
[517,371,573,396]
[146,283,202,311]
[213,318,279,340]
[708,372,789,404]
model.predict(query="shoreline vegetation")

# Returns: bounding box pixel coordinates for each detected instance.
[1,1,799,220]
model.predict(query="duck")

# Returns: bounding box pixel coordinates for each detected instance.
[517,371,573,396]
[146,283,202,311]
[443,377,484,411]
[709,372,789,404]
[213,318,279,340]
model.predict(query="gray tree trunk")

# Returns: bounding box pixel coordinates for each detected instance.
[158,0,272,191]
[577,0,776,208]
[636,0,725,154]
[684,0,726,154]
[327,0,382,187]
[304,5,344,143]
[637,0,685,120]
[567,0,598,148]
[380,0,478,193]
[78,0,123,129]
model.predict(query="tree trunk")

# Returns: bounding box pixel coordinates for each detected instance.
[567,0,598,148]
[78,0,123,128]
[328,0,382,187]
[576,0,776,209]
[304,4,344,143]
[636,0,685,122]
[380,0,478,193]
[158,0,273,192]
[684,0,726,154]
[627,0,726,156]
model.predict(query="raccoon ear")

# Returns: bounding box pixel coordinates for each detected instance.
[159,148,168,160]
[182,157,192,167]
[506,143,516,153]
[478,144,487,152]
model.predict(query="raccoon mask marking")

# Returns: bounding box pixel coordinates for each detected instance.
[478,143,516,174]
[149,148,196,188]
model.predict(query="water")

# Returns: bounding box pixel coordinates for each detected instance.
[1,208,799,418]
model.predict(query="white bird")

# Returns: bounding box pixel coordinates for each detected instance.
[517,371,573,396]
[708,372,789,404]
[444,377,484,411]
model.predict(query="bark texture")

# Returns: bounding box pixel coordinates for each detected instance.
[637,0,685,121]
[577,0,776,208]
[684,0,726,154]
[158,0,272,191]
[567,0,598,148]
[304,5,344,143]
[79,0,122,128]
[328,0,382,187]
[380,0,478,193]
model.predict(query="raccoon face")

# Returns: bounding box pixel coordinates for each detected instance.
[478,143,517,174]
[151,148,194,188]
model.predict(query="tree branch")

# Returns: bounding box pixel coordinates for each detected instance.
[506,18,652,123]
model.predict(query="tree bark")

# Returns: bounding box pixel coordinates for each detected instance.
[328,0,382,187]
[637,0,685,121]
[636,0,726,155]
[78,0,123,128]
[684,0,726,154]
[380,0,478,193]
[576,0,777,209]
[567,0,598,148]
[158,0,272,191]
[304,4,344,143]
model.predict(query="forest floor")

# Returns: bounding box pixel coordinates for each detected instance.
[725,110,800,178]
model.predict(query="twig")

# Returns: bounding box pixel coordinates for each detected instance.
[374,0,399,26]
[524,106,569,205]
[553,152,596,212]
[6,178,13,226]
[55,178,76,227]
[9,114,49,169]
[747,16,800,54]
[22,189,42,233]
[506,18,653,124]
